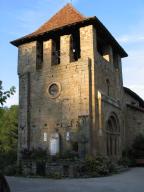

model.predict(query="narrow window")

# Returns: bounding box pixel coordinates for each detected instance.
[114,137,117,155]
[52,37,60,65]
[106,134,110,156]
[70,30,81,62]
[110,135,113,156]
[36,41,43,70]
[106,79,110,96]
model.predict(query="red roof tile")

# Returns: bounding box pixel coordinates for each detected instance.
[29,3,85,37]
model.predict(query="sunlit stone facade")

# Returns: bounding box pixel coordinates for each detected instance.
[11,4,144,160]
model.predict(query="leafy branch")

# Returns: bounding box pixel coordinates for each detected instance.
[0,81,16,106]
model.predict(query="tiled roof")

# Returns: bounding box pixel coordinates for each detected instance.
[31,3,85,37]
[11,3,128,57]
[11,3,86,46]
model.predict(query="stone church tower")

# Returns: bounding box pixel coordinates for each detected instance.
[11,4,144,160]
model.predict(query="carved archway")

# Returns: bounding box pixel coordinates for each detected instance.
[106,113,120,157]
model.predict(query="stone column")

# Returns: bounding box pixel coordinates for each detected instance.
[60,35,71,64]
[80,25,98,156]
[43,39,52,70]
[80,25,96,60]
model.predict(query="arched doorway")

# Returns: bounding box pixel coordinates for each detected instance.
[106,114,120,157]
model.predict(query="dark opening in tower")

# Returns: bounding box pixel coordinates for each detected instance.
[70,29,81,62]
[52,37,60,65]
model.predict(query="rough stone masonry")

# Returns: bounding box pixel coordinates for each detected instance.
[11,3,144,161]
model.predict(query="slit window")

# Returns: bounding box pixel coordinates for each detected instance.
[52,37,60,65]
[70,30,81,62]
[36,41,43,70]
[106,79,110,96]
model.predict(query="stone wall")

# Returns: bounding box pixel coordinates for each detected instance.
[22,160,83,178]
[125,105,144,148]
[18,22,137,159]
[18,42,37,153]
[124,91,140,107]
[18,25,96,157]
[96,92,124,157]
[93,40,124,157]
[95,53,123,102]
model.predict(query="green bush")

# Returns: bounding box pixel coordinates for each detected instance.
[120,134,144,166]
[0,150,17,173]
[132,134,144,158]
[83,156,116,176]
[21,148,47,161]
[118,149,136,167]
[3,164,18,176]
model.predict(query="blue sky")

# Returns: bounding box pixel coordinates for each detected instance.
[1,0,144,106]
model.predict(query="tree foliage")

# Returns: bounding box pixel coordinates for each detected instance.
[0,81,15,106]
[0,105,18,152]
[0,105,18,172]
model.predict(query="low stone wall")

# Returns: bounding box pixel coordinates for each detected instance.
[22,161,36,176]
[22,161,83,178]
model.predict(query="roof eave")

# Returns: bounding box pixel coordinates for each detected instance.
[10,16,128,57]
[126,104,144,112]
[92,16,128,58]
[124,87,144,108]
[10,17,95,47]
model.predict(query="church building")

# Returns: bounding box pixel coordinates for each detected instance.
[11,4,144,160]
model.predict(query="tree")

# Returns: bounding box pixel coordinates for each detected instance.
[0,81,15,106]
[0,81,17,175]
[0,105,18,152]
[0,105,18,172]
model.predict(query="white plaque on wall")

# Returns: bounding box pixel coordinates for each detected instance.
[66,131,70,141]
[43,132,47,142]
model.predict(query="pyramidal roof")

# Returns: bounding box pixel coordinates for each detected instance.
[12,3,86,44]
[32,3,85,36]
[11,4,128,57]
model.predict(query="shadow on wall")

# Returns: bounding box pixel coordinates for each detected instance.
[0,173,10,192]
